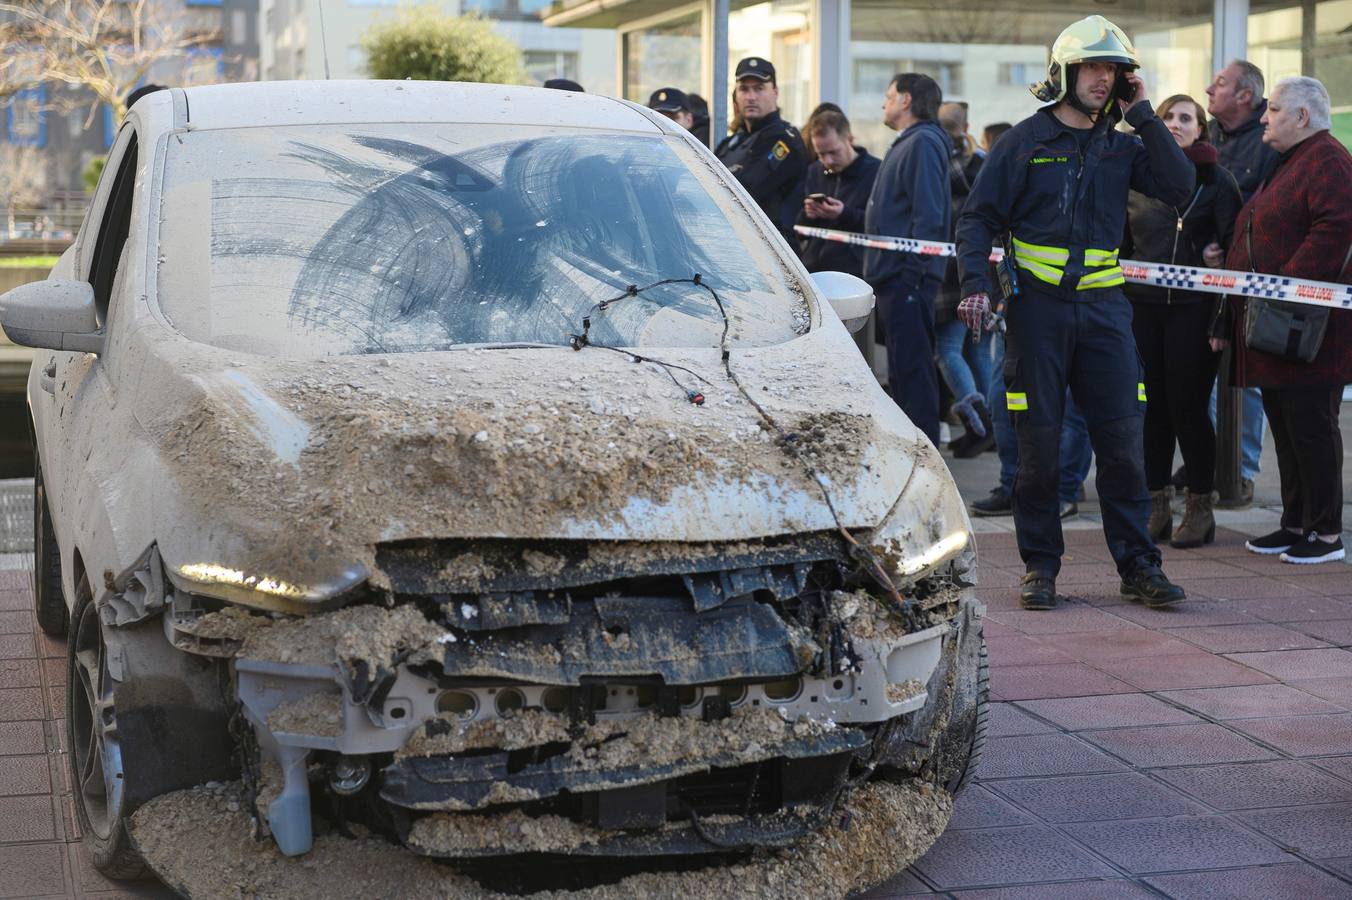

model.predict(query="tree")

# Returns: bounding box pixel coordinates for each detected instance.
[362,9,526,85]
[0,0,222,123]
[0,143,48,237]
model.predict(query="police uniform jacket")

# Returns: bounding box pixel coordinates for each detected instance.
[956,102,1194,301]
[794,147,881,277]
[715,109,807,234]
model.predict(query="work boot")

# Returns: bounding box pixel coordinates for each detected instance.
[1120,564,1186,608]
[1148,487,1174,541]
[1019,572,1057,611]
[1171,489,1215,548]
[971,487,1013,517]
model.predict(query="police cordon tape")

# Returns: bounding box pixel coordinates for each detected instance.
[793,225,1352,311]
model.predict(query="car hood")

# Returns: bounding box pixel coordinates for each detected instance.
[132,323,931,598]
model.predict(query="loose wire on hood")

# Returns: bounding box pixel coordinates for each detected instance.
[566,275,916,624]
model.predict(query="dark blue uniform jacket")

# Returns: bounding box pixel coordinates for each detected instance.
[956,102,1194,300]
[862,120,952,291]
[794,148,881,276]
[715,109,807,237]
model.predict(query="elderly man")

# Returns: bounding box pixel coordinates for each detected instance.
[1215,76,1352,565]
[863,73,952,447]
[1203,59,1280,506]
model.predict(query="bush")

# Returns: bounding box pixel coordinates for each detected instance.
[362,9,526,85]
[82,156,106,193]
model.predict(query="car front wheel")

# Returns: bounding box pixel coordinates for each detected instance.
[67,573,145,879]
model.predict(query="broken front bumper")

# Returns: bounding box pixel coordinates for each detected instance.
[226,588,980,858]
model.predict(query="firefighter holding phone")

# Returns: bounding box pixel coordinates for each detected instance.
[954,15,1194,611]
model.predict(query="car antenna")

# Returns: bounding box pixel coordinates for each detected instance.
[316,0,332,79]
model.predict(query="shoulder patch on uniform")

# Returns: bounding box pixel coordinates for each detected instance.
[770,140,791,161]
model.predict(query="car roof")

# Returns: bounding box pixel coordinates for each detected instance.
[175,80,664,134]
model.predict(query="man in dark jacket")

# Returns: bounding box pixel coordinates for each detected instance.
[956,15,1194,611]
[1207,60,1280,201]
[795,109,880,277]
[1206,58,1280,503]
[862,72,952,446]
[715,57,807,239]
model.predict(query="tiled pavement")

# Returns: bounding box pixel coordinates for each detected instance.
[862,525,1352,898]
[3,484,1352,896]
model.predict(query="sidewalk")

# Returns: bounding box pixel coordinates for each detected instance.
[2,431,1352,897]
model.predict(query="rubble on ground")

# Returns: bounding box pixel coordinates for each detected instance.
[130,778,952,899]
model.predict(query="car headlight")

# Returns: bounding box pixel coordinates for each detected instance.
[867,453,975,584]
[166,560,368,613]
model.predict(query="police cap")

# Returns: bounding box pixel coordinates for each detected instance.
[647,87,691,113]
[734,57,776,83]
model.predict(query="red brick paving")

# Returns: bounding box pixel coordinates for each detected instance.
[4,526,1352,897]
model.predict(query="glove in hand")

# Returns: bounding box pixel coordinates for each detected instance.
[957,293,991,331]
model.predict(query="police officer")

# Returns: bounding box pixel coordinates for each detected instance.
[955,16,1193,611]
[648,87,695,131]
[716,57,807,239]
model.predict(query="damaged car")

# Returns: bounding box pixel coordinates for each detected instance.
[1,81,986,878]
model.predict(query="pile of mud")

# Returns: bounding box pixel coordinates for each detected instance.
[129,779,952,899]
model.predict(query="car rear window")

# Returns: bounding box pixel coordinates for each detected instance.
[155,124,808,356]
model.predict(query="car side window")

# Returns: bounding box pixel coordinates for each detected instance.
[86,131,139,327]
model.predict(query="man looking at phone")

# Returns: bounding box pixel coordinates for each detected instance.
[715,57,807,239]
[954,15,1193,611]
[796,109,880,278]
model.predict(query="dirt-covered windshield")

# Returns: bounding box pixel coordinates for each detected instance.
[155,125,807,356]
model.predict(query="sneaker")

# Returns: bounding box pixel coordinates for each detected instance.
[971,487,1013,517]
[1246,528,1301,555]
[1280,534,1346,565]
[1019,572,1056,610]
[1121,564,1186,608]
[1059,500,1078,520]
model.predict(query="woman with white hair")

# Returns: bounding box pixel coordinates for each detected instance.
[1215,75,1352,564]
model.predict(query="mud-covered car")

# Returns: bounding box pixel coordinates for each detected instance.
[1,81,985,877]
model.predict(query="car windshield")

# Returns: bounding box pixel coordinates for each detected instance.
[155,124,807,356]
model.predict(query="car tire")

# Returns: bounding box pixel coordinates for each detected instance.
[943,636,989,796]
[67,573,146,879]
[33,463,68,637]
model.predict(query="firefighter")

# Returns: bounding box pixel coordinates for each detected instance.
[955,16,1194,611]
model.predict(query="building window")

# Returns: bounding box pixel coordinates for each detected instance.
[5,87,46,148]
[463,0,552,20]
[622,11,702,106]
[524,51,579,84]
[1248,0,1352,148]
[231,9,248,44]
[848,0,1212,154]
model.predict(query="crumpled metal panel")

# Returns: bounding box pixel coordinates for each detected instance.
[380,728,867,812]
[435,595,817,685]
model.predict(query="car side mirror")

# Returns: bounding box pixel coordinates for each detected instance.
[811,271,875,334]
[0,279,104,353]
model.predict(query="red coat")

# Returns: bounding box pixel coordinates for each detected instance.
[1225,131,1352,388]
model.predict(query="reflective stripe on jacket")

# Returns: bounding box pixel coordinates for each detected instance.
[955,102,1194,301]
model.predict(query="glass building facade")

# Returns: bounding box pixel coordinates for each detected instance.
[546,0,1351,150]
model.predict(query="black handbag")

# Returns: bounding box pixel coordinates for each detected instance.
[1241,215,1347,363]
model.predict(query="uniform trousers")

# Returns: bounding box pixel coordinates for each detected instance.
[1002,287,1159,578]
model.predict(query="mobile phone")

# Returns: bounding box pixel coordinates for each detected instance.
[806,192,828,202]
[1113,71,1137,104]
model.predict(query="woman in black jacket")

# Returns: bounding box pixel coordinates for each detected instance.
[1126,94,1243,548]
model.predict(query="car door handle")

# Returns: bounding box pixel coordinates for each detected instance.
[40,360,56,394]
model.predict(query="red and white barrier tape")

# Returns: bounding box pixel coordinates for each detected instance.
[793,225,1352,311]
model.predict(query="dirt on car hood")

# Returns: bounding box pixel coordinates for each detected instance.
[130,326,928,598]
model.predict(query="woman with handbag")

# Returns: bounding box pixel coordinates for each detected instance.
[1126,94,1243,547]
[1213,76,1352,564]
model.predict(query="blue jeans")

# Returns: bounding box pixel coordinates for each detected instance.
[990,333,1093,504]
[936,318,996,401]
[1209,385,1265,481]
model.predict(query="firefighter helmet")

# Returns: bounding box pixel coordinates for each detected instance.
[1031,15,1139,104]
